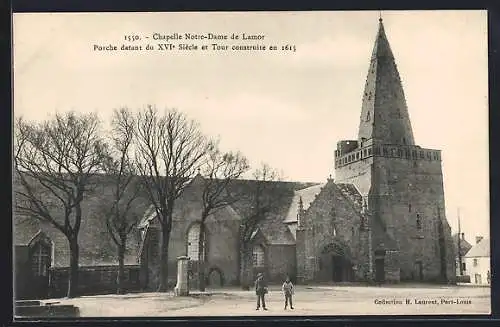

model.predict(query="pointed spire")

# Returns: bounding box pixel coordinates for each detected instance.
[357,16,416,146]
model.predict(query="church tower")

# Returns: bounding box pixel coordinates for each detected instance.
[334,17,456,283]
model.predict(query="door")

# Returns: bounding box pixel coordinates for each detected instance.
[415,261,423,281]
[331,256,343,282]
[208,269,223,288]
[375,258,385,283]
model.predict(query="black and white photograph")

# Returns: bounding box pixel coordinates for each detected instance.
[12,10,490,317]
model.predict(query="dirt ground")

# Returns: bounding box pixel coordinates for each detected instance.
[52,284,491,317]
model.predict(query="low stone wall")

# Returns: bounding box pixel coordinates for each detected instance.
[15,304,80,318]
[49,265,142,298]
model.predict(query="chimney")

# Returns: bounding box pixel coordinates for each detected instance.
[461,233,465,240]
[475,236,483,244]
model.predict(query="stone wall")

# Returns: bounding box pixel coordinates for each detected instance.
[267,244,296,283]
[295,228,306,282]
[366,154,455,283]
[140,177,241,290]
[49,265,142,298]
[335,154,373,197]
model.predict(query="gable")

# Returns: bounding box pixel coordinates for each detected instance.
[464,238,490,258]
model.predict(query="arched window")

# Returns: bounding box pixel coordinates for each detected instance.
[187,223,202,261]
[252,245,265,267]
[31,242,50,277]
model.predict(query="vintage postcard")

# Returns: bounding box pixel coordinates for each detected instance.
[12,10,490,318]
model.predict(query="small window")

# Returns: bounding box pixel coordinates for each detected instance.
[473,259,478,267]
[368,148,372,156]
[408,204,412,212]
[366,111,371,121]
[253,245,265,267]
[462,262,466,271]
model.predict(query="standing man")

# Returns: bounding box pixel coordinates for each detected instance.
[282,276,294,310]
[255,273,268,310]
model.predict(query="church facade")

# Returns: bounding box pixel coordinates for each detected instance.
[14,18,456,294]
[137,18,456,289]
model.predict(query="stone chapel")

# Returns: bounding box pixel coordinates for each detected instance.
[136,17,456,289]
[14,18,457,292]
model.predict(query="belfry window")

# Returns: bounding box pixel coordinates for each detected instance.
[366,111,371,122]
[416,214,422,230]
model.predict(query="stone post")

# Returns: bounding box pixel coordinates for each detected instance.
[174,256,190,296]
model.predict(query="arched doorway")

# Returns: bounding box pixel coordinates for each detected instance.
[207,267,224,288]
[319,241,354,282]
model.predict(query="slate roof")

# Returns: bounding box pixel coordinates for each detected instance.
[452,233,473,257]
[464,238,490,258]
[283,183,324,223]
[14,173,316,266]
[13,173,150,267]
[223,178,315,245]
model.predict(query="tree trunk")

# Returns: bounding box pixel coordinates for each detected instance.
[240,243,253,290]
[67,236,79,298]
[157,225,170,292]
[117,236,126,295]
[198,222,206,291]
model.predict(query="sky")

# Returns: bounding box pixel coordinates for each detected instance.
[12,10,489,242]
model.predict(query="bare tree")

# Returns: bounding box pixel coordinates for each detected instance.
[238,163,283,289]
[14,112,107,298]
[197,141,250,291]
[101,108,143,294]
[134,106,209,292]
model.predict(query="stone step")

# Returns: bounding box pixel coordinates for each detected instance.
[15,304,80,318]
[15,300,42,307]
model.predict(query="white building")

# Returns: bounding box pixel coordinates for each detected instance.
[464,236,490,285]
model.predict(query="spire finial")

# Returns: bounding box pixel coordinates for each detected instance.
[378,10,383,23]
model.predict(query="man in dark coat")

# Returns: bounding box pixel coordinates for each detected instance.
[255,273,268,310]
